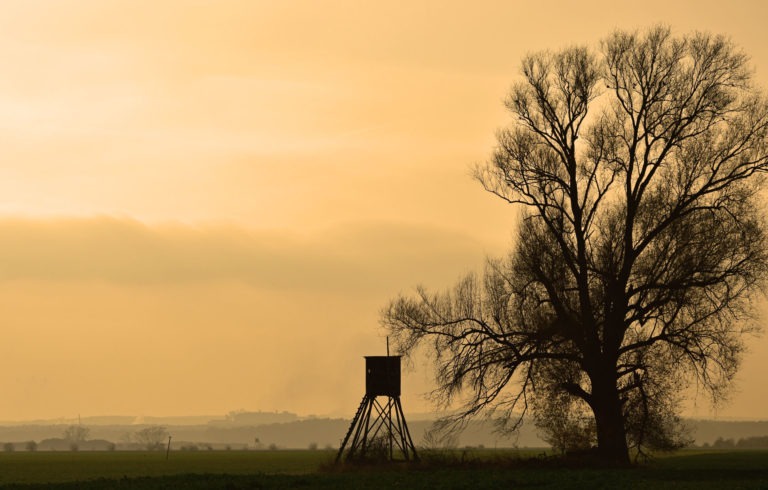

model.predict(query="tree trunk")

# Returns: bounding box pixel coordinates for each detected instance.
[591,372,630,466]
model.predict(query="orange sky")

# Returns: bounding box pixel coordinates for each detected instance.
[0,0,767,422]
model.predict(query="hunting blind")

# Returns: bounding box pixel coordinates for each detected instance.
[365,356,400,397]
[336,354,418,463]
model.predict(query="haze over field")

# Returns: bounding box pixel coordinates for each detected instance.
[0,0,767,422]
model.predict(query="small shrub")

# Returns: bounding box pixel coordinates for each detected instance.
[308,442,318,451]
[343,436,390,464]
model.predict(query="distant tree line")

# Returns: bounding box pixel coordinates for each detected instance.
[701,436,768,449]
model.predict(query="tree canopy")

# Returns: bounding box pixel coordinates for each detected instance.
[382,26,768,465]
[134,425,170,451]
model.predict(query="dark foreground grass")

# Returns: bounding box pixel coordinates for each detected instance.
[0,450,330,486]
[0,449,766,489]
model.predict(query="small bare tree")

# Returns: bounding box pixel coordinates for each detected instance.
[63,425,90,451]
[383,26,768,466]
[134,426,169,451]
[63,425,90,442]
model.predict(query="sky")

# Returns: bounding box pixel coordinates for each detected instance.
[0,0,767,422]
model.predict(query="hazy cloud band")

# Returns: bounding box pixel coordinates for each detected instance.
[0,218,489,293]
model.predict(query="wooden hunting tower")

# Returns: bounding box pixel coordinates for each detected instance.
[365,356,400,397]
[336,355,418,463]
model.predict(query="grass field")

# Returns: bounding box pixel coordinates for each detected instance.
[0,450,332,486]
[0,449,766,489]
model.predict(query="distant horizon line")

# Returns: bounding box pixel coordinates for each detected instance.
[1,410,765,426]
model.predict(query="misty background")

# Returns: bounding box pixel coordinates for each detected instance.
[0,0,766,424]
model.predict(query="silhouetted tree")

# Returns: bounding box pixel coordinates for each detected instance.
[134,426,169,451]
[383,26,768,466]
[63,425,89,452]
[63,425,89,443]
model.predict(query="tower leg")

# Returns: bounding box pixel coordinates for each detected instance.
[337,395,418,463]
[336,395,372,463]
[393,397,418,461]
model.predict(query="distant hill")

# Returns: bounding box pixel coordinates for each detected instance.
[213,410,300,427]
[0,412,765,450]
[0,416,538,450]
[689,420,768,445]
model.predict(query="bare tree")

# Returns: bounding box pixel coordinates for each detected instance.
[63,425,90,443]
[382,26,768,465]
[134,426,170,451]
[63,425,90,452]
